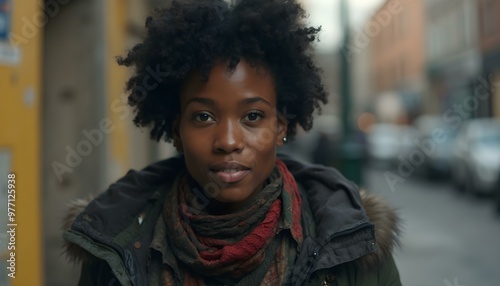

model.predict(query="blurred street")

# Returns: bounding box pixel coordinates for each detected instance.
[3,0,500,284]
[365,167,500,286]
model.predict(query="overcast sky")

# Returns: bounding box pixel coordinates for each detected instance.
[302,0,386,51]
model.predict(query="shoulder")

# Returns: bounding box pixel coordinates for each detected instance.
[357,190,401,270]
[280,153,401,271]
[315,190,402,285]
[330,252,402,286]
[62,197,97,263]
[62,155,184,263]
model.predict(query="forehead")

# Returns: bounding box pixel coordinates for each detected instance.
[180,60,276,105]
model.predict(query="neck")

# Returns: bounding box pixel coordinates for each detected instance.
[205,182,265,215]
[185,175,266,215]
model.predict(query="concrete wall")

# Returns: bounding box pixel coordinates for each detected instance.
[42,1,108,284]
[42,1,177,285]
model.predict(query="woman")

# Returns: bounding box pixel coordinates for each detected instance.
[63,0,402,285]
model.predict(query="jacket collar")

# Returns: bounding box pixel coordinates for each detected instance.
[280,153,400,271]
[63,154,400,272]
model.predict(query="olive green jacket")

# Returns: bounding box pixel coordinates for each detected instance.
[63,155,402,286]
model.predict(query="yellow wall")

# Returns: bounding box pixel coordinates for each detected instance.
[0,0,43,285]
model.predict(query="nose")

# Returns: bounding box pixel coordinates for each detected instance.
[213,119,245,154]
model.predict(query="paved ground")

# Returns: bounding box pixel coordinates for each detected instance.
[364,167,500,286]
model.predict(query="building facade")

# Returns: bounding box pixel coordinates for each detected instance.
[0,0,179,285]
[370,0,426,123]
[0,0,43,284]
[425,0,483,117]
[41,1,177,284]
[478,0,500,118]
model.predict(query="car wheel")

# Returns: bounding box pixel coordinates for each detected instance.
[465,170,476,195]
[426,166,438,181]
[452,164,465,192]
[496,185,500,215]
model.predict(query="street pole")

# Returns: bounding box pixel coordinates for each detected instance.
[338,0,364,185]
[340,0,351,137]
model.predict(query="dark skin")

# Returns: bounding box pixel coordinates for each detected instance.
[173,59,287,214]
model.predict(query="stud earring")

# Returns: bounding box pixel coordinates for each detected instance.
[283,137,287,143]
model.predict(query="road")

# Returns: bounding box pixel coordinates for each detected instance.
[363,167,500,286]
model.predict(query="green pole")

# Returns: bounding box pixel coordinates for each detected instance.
[340,0,351,137]
[338,0,364,185]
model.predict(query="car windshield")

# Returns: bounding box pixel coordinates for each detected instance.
[478,133,500,145]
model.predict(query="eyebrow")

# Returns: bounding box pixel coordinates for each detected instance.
[185,97,272,107]
[186,97,215,106]
[241,97,272,107]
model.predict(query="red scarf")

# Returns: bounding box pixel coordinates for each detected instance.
[162,159,302,285]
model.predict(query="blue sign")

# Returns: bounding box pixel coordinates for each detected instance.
[0,0,11,40]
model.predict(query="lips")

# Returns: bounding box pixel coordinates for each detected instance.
[210,161,250,183]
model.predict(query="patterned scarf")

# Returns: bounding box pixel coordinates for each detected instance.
[161,159,302,286]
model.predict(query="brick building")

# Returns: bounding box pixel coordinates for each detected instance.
[370,0,426,123]
[478,0,500,118]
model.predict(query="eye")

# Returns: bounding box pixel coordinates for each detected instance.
[194,112,215,122]
[244,111,264,122]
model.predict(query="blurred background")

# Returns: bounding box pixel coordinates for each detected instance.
[0,0,499,285]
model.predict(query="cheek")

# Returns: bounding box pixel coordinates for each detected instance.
[179,128,212,171]
[179,124,210,153]
[245,127,278,166]
[247,123,280,149]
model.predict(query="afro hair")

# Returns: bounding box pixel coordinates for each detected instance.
[117,0,328,142]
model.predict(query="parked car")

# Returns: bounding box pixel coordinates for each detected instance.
[451,119,500,195]
[413,115,456,179]
[398,125,420,162]
[496,182,500,214]
[366,123,403,167]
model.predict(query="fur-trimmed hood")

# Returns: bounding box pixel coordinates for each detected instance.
[62,191,400,270]
[357,190,400,269]
[62,154,401,281]
[62,197,95,264]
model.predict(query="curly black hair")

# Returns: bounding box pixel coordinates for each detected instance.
[117,0,328,142]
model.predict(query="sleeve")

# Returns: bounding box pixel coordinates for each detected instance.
[78,257,121,286]
[377,255,402,286]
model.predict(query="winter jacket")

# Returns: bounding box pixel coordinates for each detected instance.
[63,154,402,286]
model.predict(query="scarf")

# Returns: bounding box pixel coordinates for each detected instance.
[161,159,302,286]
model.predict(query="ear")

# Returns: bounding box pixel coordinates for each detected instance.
[275,115,288,147]
[172,116,184,153]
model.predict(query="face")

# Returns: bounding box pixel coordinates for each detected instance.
[173,59,287,211]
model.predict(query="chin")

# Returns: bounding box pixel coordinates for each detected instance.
[214,189,253,204]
